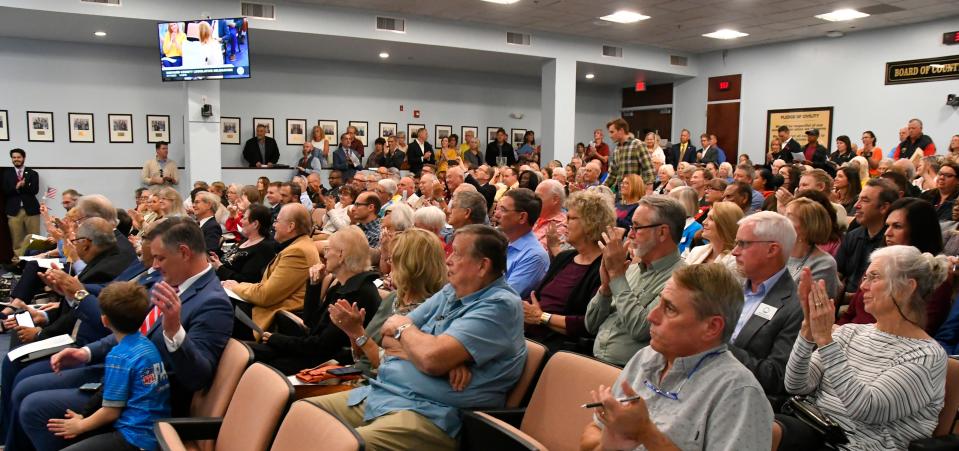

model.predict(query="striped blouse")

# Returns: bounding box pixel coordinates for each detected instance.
[784,324,946,450]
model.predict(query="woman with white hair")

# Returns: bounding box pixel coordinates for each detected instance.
[668,186,703,254]
[718,161,734,183]
[653,164,675,195]
[413,205,450,254]
[850,156,871,187]
[774,246,949,450]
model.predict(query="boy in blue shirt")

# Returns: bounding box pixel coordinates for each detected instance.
[47,281,170,451]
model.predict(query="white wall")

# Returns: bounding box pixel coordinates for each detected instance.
[673,17,959,161]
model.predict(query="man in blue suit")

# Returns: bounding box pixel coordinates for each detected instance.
[9,218,232,451]
[332,133,361,182]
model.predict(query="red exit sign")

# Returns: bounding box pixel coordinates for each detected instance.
[718,80,731,90]
[945,31,959,45]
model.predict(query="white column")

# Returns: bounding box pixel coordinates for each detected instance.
[540,58,577,164]
[184,80,222,190]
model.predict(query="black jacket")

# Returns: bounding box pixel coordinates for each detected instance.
[668,143,697,166]
[199,217,222,254]
[215,238,277,283]
[387,149,406,169]
[485,141,516,167]
[242,136,280,167]
[407,140,434,175]
[781,138,802,162]
[2,167,40,216]
[527,250,601,354]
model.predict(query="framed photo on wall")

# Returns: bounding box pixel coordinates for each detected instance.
[0,110,9,141]
[26,111,54,142]
[378,122,397,140]
[511,128,527,149]
[407,123,425,141]
[253,117,274,138]
[318,119,337,144]
[486,127,500,143]
[287,119,307,146]
[146,114,170,143]
[461,126,478,143]
[108,114,133,143]
[434,125,452,148]
[68,113,95,143]
[221,117,241,144]
[348,121,369,146]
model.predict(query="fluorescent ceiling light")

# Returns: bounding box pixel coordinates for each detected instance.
[585,73,595,79]
[482,0,521,4]
[702,29,749,40]
[94,31,107,37]
[379,52,390,58]
[599,11,650,24]
[816,9,869,22]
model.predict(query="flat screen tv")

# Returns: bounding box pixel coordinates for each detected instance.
[158,18,251,81]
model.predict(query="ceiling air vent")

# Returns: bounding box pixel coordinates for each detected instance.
[241,2,275,20]
[507,31,531,46]
[859,4,905,15]
[602,45,623,58]
[80,0,121,5]
[670,55,688,66]
[376,16,406,33]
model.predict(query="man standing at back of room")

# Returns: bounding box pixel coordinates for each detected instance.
[894,118,936,161]
[3,148,40,256]
[604,118,654,194]
[242,124,280,168]
[141,141,178,188]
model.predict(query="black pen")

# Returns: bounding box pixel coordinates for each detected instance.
[581,395,643,409]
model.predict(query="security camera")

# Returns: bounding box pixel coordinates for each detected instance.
[948,94,959,107]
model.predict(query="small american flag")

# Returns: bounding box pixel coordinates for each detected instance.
[45,186,57,199]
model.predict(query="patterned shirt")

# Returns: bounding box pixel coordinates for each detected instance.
[605,138,655,190]
[358,218,381,248]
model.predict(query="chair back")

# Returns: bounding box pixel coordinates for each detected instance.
[214,363,295,451]
[934,357,959,436]
[506,339,548,408]
[270,399,364,451]
[191,339,254,417]
[520,352,620,451]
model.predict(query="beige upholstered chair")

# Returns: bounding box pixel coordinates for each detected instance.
[505,339,548,408]
[270,399,364,451]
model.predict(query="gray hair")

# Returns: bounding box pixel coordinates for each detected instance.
[77,217,118,248]
[892,158,916,180]
[378,178,398,195]
[870,245,950,327]
[673,263,745,343]
[413,206,447,233]
[585,185,615,209]
[76,194,118,226]
[659,164,675,178]
[737,211,796,261]
[386,202,414,232]
[452,191,488,225]
[637,195,686,245]
[551,167,566,178]
[538,179,566,205]
[668,186,699,218]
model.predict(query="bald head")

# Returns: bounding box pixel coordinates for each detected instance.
[279,203,311,239]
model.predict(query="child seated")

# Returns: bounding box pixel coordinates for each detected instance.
[47,281,170,451]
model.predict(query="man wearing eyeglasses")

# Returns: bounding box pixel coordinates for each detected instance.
[581,264,772,451]
[585,196,686,366]
[494,188,549,300]
[729,211,802,401]
[350,192,383,248]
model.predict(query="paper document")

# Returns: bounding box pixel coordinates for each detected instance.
[15,311,35,328]
[7,334,74,362]
[791,152,806,162]
[19,256,61,269]
[223,287,247,303]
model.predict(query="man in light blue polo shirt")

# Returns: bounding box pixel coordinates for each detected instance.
[495,188,549,299]
[308,224,527,451]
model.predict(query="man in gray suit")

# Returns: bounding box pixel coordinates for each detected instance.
[729,211,802,401]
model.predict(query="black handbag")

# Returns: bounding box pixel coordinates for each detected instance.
[782,396,849,445]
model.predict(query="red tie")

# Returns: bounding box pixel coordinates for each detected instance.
[140,285,178,335]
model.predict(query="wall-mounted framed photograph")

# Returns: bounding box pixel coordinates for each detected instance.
[378,122,397,140]
[253,117,274,138]
[486,127,501,143]
[146,114,170,143]
[408,123,425,141]
[317,119,337,145]
[286,118,306,146]
[0,110,9,141]
[511,128,527,149]
[27,111,54,142]
[68,112,94,143]
[434,124,452,148]
[108,113,133,143]
[461,126,478,143]
[348,121,368,146]
[221,116,241,144]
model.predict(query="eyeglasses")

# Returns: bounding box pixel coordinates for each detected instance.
[939,172,957,179]
[353,202,372,207]
[629,223,664,232]
[495,206,522,214]
[70,237,90,245]
[733,239,775,249]
[862,271,882,284]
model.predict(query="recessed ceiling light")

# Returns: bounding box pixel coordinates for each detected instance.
[379,52,390,59]
[482,0,520,4]
[599,11,650,24]
[825,30,844,38]
[702,29,749,40]
[816,9,869,22]
[94,31,107,37]
[585,73,595,79]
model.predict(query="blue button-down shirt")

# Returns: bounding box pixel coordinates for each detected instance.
[733,267,787,340]
[348,277,527,437]
[505,231,549,299]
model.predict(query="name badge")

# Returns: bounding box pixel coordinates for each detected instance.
[754,303,778,321]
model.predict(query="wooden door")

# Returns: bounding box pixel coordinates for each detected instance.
[625,109,672,141]
[706,102,740,162]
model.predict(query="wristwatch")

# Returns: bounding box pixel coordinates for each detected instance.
[74,289,89,302]
[355,335,369,347]
[393,323,412,341]
[540,312,552,326]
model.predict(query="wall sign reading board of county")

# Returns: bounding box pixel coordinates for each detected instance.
[885,55,959,85]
